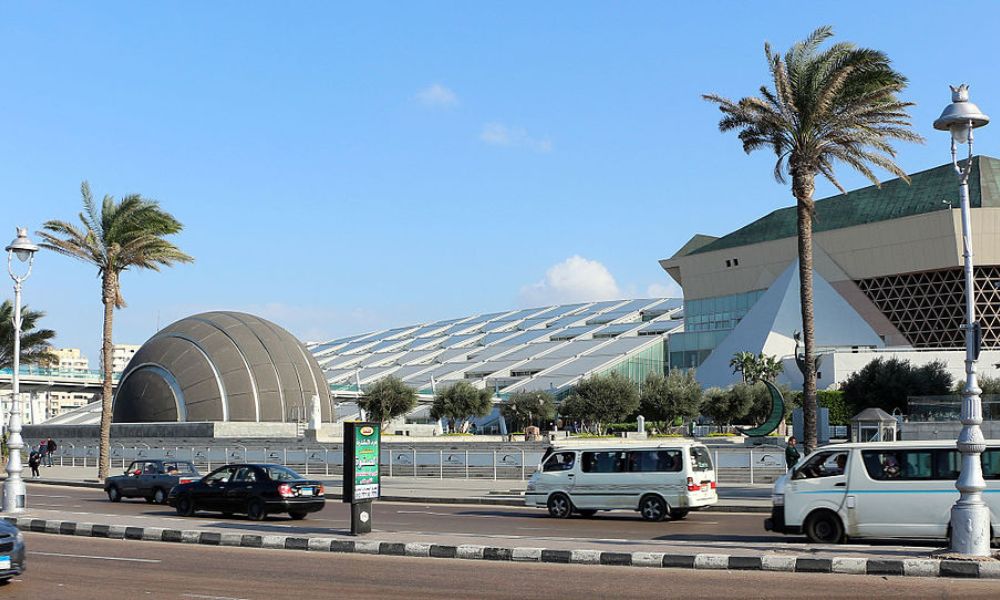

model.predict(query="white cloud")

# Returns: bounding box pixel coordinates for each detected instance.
[646,281,682,298]
[480,122,552,153]
[519,256,622,306]
[415,83,459,108]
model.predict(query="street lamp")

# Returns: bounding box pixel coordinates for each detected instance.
[2,227,38,514]
[933,84,991,557]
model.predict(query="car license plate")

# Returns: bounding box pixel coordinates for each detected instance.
[0,555,10,570]
[299,487,313,496]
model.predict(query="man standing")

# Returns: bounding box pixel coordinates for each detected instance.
[37,440,48,468]
[785,436,800,470]
[45,438,57,467]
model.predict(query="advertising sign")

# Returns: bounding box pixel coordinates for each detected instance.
[343,421,381,503]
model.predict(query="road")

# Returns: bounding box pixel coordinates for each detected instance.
[6,533,998,599]
[25,482,780,545]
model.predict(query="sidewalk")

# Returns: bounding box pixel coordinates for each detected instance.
[15,465,772,511]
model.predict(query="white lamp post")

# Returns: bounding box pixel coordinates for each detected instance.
[2,227,39,513]
[933,84,992,556]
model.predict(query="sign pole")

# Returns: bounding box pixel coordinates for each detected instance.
[343,421,380,536]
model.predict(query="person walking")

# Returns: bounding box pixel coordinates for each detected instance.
[28,450,41,478]
[37,440,48,468]
[45,438,56,467]
[785,436,801,470]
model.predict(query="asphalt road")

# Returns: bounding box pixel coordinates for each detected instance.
[6,532,998,600]
[26,482,781,545]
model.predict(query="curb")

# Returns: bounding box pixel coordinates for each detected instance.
[7,516,998,579]
[21,479,770,512]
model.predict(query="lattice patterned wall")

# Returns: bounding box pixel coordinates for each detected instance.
[856,267,1000,349]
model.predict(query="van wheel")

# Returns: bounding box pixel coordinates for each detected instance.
[805,510,844,544]
[669,508,690,520]
[577,509,597,518]
[547,493,573,519]
[639,495,667,522]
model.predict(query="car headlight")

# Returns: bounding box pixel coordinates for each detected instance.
[771,493,784,506]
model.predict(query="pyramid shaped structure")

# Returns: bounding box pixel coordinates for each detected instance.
[694,260,885,388]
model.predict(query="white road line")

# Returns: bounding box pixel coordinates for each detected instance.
[30,551,161,563]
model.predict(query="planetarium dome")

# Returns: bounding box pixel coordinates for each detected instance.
[112,311,332,423]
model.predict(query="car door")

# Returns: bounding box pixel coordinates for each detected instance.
[199,466,237,510]
[574,450,629,509]
[783,450,849,530]
[137,461,161,498]
[226,466,261,512]
[119,461,142,496]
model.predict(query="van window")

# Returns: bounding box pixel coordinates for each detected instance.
[628,450,682,473]
[935,450,961,480]
[862,450,933,480]
[543,452,576,472]
[983,450,1000,480]
[793,451,847,479]
[582,451,627,473]
[689,446,713,471]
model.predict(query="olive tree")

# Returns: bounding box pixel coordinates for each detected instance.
[430,381,493,432]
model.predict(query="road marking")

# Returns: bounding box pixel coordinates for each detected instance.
[181,594,251,600]
[396,510,507,519]
[28,494,76,499]
[31,503,83,508]
[30,551,161,563]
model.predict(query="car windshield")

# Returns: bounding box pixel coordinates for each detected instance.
[265,465,303,481]
[163,461,198,475]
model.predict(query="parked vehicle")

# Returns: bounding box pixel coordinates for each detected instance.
[524,441,717,520]
[765,440,1000,544]
[104,460,201,504]
[0,519,25,583]
[167,463,325,521]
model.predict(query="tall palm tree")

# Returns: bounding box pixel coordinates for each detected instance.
[729,351,758,383]
[704,26,921,451]
[0,300,56,371]
[38,182,193,478]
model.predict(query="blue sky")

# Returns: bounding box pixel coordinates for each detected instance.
[3,2,999,361]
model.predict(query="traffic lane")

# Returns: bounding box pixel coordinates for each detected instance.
[11,532,1000,600]
[26,483,780,542]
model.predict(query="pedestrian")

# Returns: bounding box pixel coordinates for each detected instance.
[28,450,40,478]
[785,436,800,470]
[37,440,48,467]
[45,438,56,467]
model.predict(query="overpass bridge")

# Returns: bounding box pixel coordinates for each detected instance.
[0,367,118,395]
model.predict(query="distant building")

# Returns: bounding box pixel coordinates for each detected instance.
[660,155,1000,389]
[50,348,90,373]
[111,343,141,375]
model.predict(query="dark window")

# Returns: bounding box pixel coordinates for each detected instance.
[543,452,576,472]
[984,450,1000,480]
[581,451,627,473]
[733,258,739,266]
[204,467,235,484]
[793,451,847,479]
[628,450,682,472]
[233,467,258,483]
[725,260,732,268]
[862,450,933,480]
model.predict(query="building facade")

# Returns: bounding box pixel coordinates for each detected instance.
[660,156,1000,387]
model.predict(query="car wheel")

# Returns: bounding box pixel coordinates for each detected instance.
[639,495,667,522]
[289,511,307,520]
[669,509,690,520]
[805,510,844,544]
[247,499,267,521]
[152,488,168,505]
[576,509,598,518]
[176,495,196,517]
[546,493,572,519]
[107,485,121,503]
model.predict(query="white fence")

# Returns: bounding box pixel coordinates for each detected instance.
[43,442,788,483]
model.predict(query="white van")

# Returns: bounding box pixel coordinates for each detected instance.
[524,441,718,520]
[766,440,1000,543]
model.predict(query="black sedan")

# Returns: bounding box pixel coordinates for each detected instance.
[167,463,325,521]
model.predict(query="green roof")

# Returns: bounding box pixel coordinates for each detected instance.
[692,155,1000,255]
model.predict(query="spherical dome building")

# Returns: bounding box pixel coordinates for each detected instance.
[113,312,332,423]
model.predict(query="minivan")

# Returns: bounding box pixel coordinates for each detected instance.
[766,440,1000,543]
[524,440,718,520]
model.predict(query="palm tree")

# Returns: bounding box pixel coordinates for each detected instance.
[0,300,56,371]
[38,182,193,478]
[704,26,921,451]
[730,351,757,383]
[755,352,784,383]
